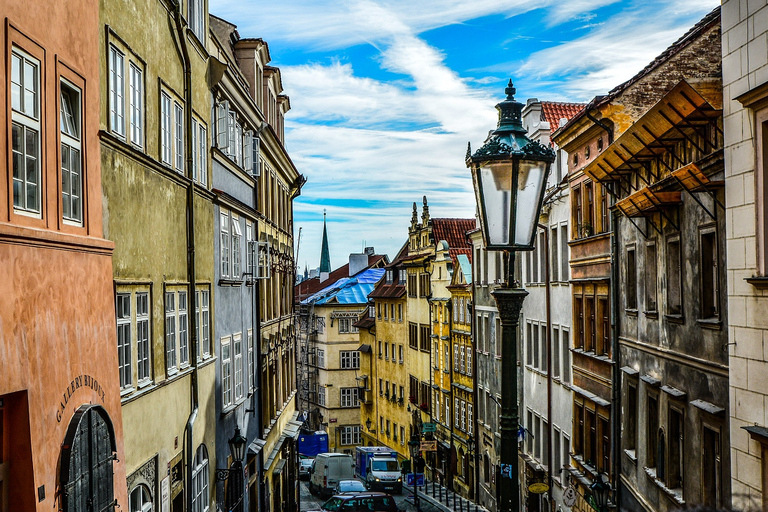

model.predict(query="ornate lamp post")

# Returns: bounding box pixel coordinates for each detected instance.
[466,80,555,512]
[590,473,612,512]
[408,434,422,512]
[216,426,248,512]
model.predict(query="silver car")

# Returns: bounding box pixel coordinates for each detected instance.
[333,479,367,495]
[299,458,314,480]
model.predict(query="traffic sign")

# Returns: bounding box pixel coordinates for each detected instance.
[422,422,436,433]
[406,473,425,486]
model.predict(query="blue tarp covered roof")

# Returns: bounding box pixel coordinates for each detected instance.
[457,254,472,284]
[301,268,385,305]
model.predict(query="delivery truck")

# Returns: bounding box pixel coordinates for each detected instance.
[355,446,402,494]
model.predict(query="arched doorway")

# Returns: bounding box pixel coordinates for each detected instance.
[59,405,117,512]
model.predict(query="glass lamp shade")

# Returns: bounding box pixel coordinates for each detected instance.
[589,475,610,508]
[229,426,247,464]
[472,157,548,251]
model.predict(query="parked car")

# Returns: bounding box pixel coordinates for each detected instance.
[309,453,356,497]
[333,479,367,495]
[306,492,401,512]
[299,458,314,480]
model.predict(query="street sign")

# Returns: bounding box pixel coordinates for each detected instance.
[406,473,425,486]
[563,486,577,507]
[528,482,549,494]
[420,440,437,452]
[422,422,436,433]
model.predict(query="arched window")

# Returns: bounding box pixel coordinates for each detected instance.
[60,405,117,512]
[192,444,210,512]
[130,485,152,512]
[457,448,465,477]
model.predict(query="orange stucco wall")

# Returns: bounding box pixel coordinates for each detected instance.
[0,0,127,509]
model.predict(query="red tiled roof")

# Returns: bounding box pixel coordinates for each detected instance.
[541,102,586,128]
[294,254,387,301]
[432,218,474,261]
[368,283,406,299]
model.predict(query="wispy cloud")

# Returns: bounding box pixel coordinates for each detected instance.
[209,0,720,269]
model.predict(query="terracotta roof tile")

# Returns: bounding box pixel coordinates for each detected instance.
[541,102,586,128]
[432,218,475,262]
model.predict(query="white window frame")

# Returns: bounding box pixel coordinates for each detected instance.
[178,291,189,368]
[174,102,184,171]
[188,0,206,42]
[317,349,325,368]
[136,292,151,384]
[232,214,242,278]
[234,332,243,400]
[221,336,232,407]
[247,329,254,391]
[109,45,125,137]
[191,445,210,512]
[220,210,230,277]
[165,291,177,373]
[60,80,83,224]
[129,63,143,146]
[340,387,359,408]
[11,47,41,214]
[117,293,132,390]
[340,350,360,369]
[161,92,172,165]
[196,289,211,360]
[318,386,326,406]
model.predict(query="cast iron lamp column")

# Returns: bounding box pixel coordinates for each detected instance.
[466,80,555,512]
[216,426,248,512]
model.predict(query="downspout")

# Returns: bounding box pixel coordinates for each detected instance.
[538,223,553,512]
[170,3,198,511]
[469,295,479,501]
[610,190,621,508]
[585,111,614,144]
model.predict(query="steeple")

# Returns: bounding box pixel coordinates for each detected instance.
[319,210,331,274]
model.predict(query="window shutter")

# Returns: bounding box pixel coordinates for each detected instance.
[252,135,261,176]
[216,101,229,151]
[243,130,253,172]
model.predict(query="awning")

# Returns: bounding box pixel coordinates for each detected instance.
[671,162,724,192]
[615,188,682,218]
[571,384,610,408]
[583,80,722,185]
[273,458,287,476]
[661,385,686,399]
[358,344,372,353]
[248,438,266,455]
[691,399,725,417]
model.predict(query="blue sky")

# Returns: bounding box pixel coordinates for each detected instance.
[209,0,719,271]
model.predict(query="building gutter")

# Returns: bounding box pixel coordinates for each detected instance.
[610,195,621,507]
[169,2,199,511]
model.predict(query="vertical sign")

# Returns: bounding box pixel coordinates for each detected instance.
[161,477,170,512]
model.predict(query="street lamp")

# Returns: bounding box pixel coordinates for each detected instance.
[466,80,555,512]
[216,426,248,512]
[366,417,372,431]
[408,435,422,512]
[590,473,612,512]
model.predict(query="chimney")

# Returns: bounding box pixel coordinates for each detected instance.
[364,247,375,256]
[348,252,369,277]
[320,271,330,283]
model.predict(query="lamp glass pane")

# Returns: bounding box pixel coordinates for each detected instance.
[478,163,512,246]
[514,159,546,247]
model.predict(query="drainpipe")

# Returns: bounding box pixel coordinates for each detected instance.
[538,223,553,512]
[469,295,479,502]
[610,195,621,508]
[169,3,198,511]
[585,112,613,144]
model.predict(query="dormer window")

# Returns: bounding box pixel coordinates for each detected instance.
[386,270,393,283]
[573,154,579,167]
[597,137,603,151]
[585,145,590,159]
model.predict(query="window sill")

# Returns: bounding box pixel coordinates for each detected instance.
[643,310,658,319]
[625,308,638,317]
[664,314,684,324]
[643,467,685,505]
[746,276,768,288]
[219,278,242,287]
[623,449,637,464]
[696,317,722,330]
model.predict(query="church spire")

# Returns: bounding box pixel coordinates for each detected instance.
[319,209,331,274]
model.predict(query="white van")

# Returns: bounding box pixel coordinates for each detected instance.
[309,453,356,497]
